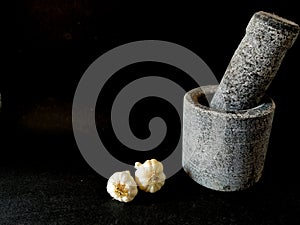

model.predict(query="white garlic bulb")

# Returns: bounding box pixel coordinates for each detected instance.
[134,159,166,193]
[106,170,138,202]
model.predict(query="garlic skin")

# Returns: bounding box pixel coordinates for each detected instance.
[134,159,166,193]
[106,171,138,202]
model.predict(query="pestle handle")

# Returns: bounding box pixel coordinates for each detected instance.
[210,11,300,111]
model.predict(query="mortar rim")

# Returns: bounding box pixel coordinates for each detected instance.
[184,85,275,119]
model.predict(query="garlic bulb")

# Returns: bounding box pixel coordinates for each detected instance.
[134,159,166,193]
[106,171,138,202]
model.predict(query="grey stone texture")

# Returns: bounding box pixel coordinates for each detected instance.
[182,12,299,191]
[210,11,299,111]
[182,85,275,191]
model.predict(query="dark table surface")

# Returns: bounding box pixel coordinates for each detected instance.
[0,129,299,225]
[6,1,300,224]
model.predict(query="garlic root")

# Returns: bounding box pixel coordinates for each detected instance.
[106,170,138,202]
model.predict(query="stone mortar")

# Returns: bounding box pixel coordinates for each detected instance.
[210,11,299,111]
[182,85,275,191]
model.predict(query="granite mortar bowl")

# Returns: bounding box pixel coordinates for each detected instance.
[182,85,275,191]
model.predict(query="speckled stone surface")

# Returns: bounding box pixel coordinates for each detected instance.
[210,11,299,111]
[182,85,275,191]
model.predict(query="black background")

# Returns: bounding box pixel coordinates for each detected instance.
[2,0,300,224]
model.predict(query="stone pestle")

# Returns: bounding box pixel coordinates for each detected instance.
[210,11,299,111]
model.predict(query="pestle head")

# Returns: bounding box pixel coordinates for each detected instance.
[210,11,300,111]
